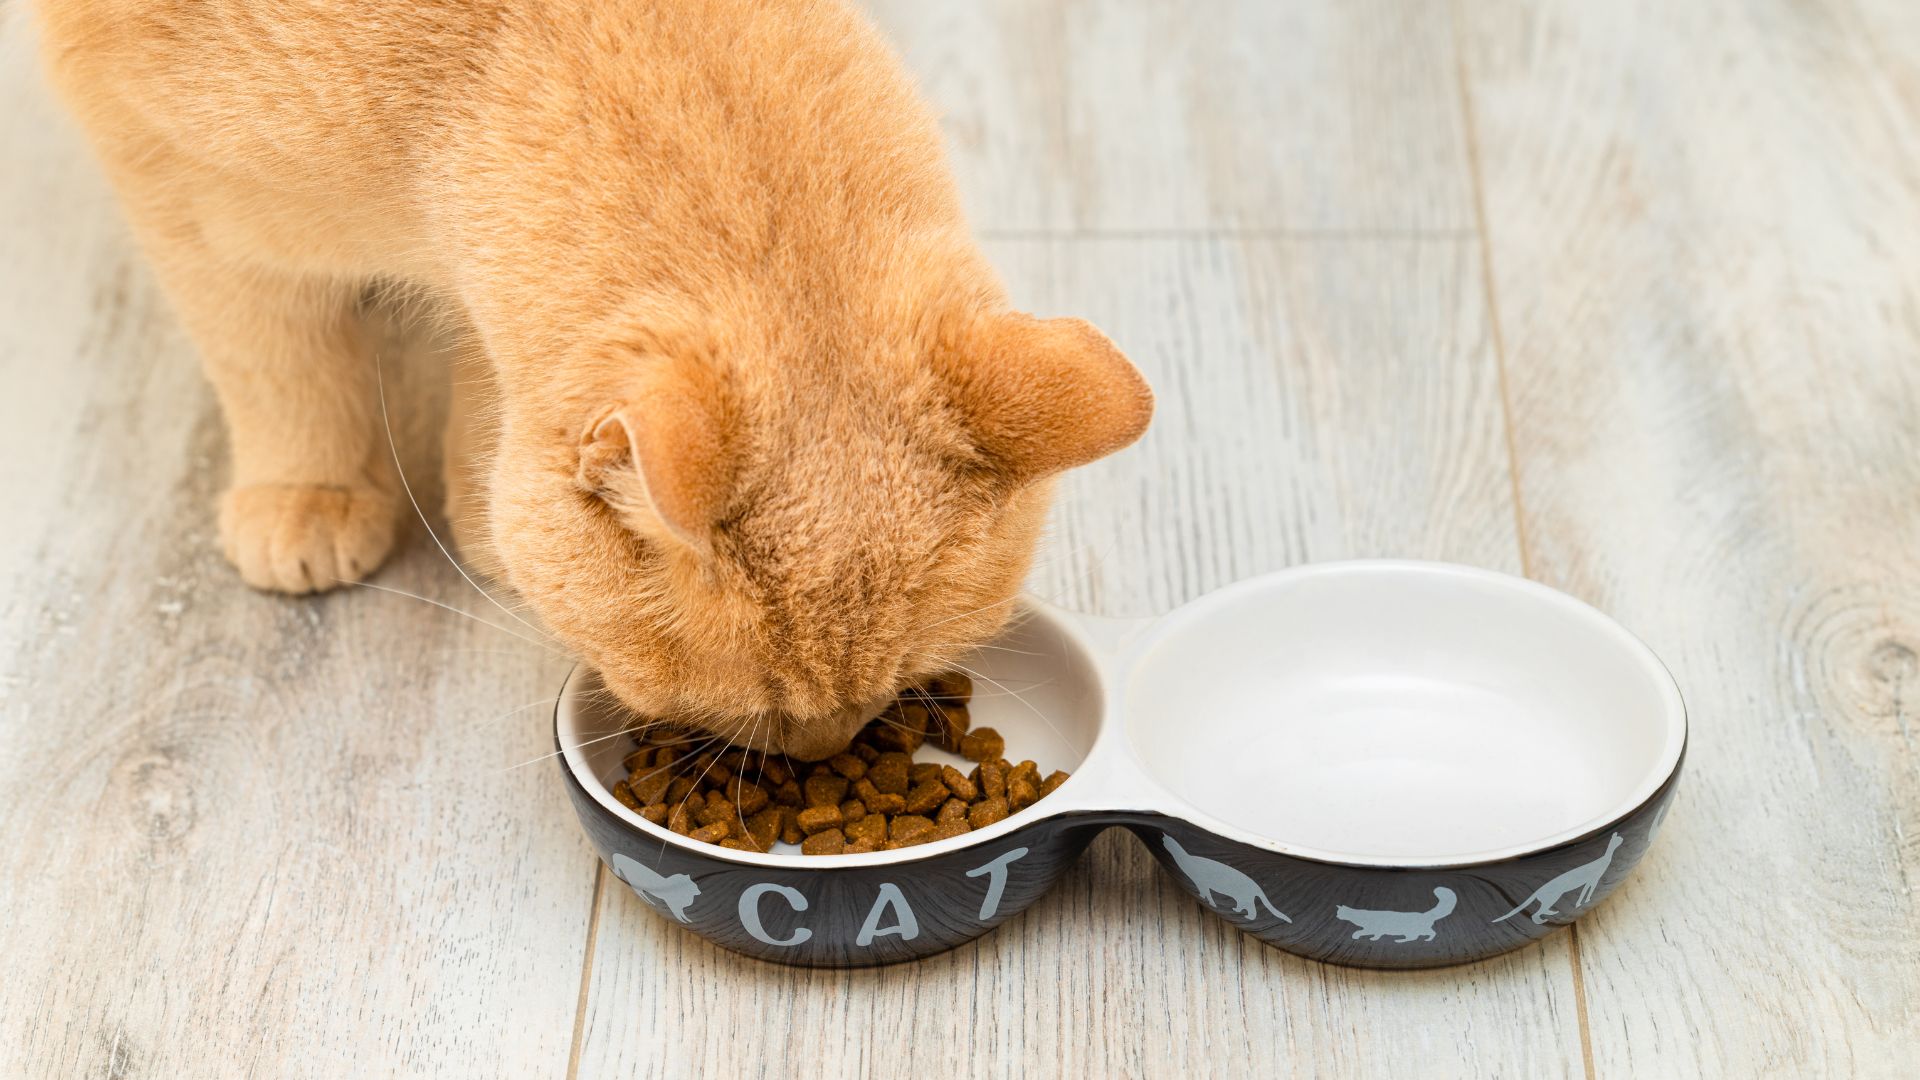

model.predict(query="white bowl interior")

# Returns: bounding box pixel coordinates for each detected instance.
[561,602,1106,864]
[1123,563,1684,864]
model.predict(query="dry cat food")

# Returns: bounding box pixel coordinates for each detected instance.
[612,672,1070,854]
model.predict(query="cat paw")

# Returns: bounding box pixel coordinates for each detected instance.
[219,483,397,594]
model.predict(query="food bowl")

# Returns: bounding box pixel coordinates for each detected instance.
[556,560,1686,969]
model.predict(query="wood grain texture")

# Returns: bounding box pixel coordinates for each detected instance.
[0,11,591,1076]
[7,0,1916,1075]
[871,0,1476,233]
[1455,0,1920,1075]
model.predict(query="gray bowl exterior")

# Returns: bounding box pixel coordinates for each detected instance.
[561,758,1108,967]
[1141,753,1683,969]
[562,745,1681,969]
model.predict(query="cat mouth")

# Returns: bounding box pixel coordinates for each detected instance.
[770,698,890,761]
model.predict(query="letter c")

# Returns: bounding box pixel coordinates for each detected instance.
[738,883,813,947]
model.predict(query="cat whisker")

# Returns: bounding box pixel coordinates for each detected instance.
[923,642,1047,657]
[346,579,565,655]
[373,351,560,646]
[943,659,1073,752]
[491,724,640,774]
[935,682,1058,699]
[472,694,578,730]
[912,592,1025,635]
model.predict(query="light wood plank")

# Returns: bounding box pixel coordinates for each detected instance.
[1457,0,1920,1074]
[572,237,1584,1080]
[865,0,1478,233]
[0,12,594,1075]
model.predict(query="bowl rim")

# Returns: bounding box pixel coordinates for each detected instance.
[555,559,1689,872]
[553,600,1114,869]
[1113,559,1689,868]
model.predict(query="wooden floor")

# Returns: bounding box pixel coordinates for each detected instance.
[3,1,1917,1076]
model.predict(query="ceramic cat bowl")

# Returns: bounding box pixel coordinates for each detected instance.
[556,559,1686,969]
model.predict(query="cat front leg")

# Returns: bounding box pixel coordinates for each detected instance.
[139,230,397,593]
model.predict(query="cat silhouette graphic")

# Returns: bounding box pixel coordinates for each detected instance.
[1160,835,1290,923]
[611,853,701,923]
[1335,887,1457,942]
[1492,833,1624,924]
[1648,800,1671,844]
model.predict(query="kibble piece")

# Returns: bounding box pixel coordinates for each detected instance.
[959,727,1005,763]
[664,777,694,804]
[852,742,880,763]
[801,829,847,856]
[977,761,1007,800]
[1038,770,1070,798]
[909,762,942,786]
[929,820,971,842]
[745,807,782,849]
[937,797,969,824]
[689,820,731,844]
[1008,775,1040,812]
[803,774,849,808]
[695,796,736,828]
[843,836,881,854]
[927,672,972,701]
[931,703,971,753]
[867,721,923,753]
[621,748,652,773]
[727,777,770,816]
[773,779,804,807]
[653,748,681,769]
[796,805,845,835]
[840,798,867,824]
[680,790,706,815]
[938,765,977,801]
[667,804,693,834]
[968,797,1010,829]
[1010,760,1041,787]
[640,804,669,825]
[889,815,935,845]
[760,758,791,786]
[779,806,804,846]
[868,753,911,795]
[828,753,868,781]
[853,777,906,815]
[845,814,888,844]
[904,779,949,815]
[612,780,643,811]
[898,702,932,735]
[632,769,673,805]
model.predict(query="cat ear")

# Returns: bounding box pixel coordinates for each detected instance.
[941,314,1154,483]
[577,362,735,551]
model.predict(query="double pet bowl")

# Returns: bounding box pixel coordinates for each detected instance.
[557,560,1686,969]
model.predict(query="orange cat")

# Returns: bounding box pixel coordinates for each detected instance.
[36,0,1151,757]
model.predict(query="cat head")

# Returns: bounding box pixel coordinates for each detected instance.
[488,294,1151,759]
